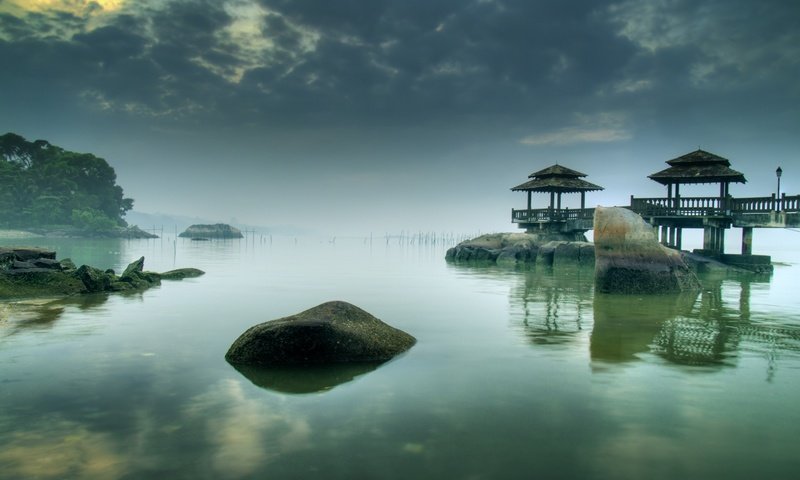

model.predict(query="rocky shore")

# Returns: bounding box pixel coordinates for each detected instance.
[0,247,203,298]
[445,232,594,267]
[445,225,757,278]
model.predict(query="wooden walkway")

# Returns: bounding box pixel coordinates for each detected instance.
[512,194,799,225]
[511,194,799,256]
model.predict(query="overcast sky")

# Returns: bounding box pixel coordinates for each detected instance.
[1,0,798,235]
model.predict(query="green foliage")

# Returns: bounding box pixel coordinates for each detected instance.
[0,132,134,231]
[71,208,118,233]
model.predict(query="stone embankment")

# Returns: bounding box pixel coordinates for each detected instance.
[445,232,594,267]
[0,247,203,298]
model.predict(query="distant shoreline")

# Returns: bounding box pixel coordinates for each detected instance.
[0,229,42,239]
[0,226,157,240]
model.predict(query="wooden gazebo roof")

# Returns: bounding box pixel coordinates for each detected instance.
[511,164,603,193]
[648,149,747,185]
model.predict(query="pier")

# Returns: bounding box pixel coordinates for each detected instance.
[511,150,798,262]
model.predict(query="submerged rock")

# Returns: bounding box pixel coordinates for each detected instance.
[160,268,205,280]
[593,207,701,294]
[225,301,416,366]
[179,223,243,239]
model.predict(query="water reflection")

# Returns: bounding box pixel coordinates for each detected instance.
[1,294,110,336]
[509,265,593,345]
[231,362,383,394]
[591,292,700,365]
[509,267,800,373]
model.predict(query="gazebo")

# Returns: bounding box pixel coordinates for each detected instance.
[511,164,603,232]
[648,149,747,206]
[644,149,747,252]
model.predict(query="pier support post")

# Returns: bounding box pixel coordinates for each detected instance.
[741,227,753,255]
[676,227,683,250]
[703,226,714,251]
[660,226,668,245]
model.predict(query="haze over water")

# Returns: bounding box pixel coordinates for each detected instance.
[1,236,799,479]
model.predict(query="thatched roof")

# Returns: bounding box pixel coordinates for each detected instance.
[511,164,603,192]
[511,176,604,193]
[649,149,747,185]
[527,164,587,179]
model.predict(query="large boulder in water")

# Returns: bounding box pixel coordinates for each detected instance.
[593,207,701,294]
[225,301,416,365]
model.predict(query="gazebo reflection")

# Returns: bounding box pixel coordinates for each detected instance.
[508,265,593,345]
[508,269,800,376]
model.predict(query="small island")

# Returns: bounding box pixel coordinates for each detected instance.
[179,223,244,239]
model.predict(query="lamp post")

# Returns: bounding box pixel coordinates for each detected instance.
[776,166,782,212]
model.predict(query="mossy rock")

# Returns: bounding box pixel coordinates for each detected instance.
[226,301,416,366]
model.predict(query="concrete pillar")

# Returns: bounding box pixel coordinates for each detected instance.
[741,227,753,255]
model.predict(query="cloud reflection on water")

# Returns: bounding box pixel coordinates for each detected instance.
[0,416,124,479]
[184,379,311,478]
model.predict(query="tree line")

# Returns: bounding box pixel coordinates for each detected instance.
[0,132,133,232]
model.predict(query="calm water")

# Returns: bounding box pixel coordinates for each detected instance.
[1,236,799,480]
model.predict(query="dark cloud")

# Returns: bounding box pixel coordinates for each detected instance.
[1,0,796,134]
[0,0,797,233]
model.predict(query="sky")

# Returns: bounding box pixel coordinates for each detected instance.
[0,0,798,237]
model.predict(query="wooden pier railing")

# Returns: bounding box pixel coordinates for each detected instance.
[511,207,595,223]
[630,194,800,217]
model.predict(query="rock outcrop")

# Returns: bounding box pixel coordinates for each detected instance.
[226,301,416,366]
[179,223,243,239]
[445,232,594,267]
[0,249,204,298]
[593,207,701,294]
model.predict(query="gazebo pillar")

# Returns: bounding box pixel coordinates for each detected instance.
[527,191,531,211]
[549,191,555,209]
[580,191,585,210]
[557,192,562,210]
